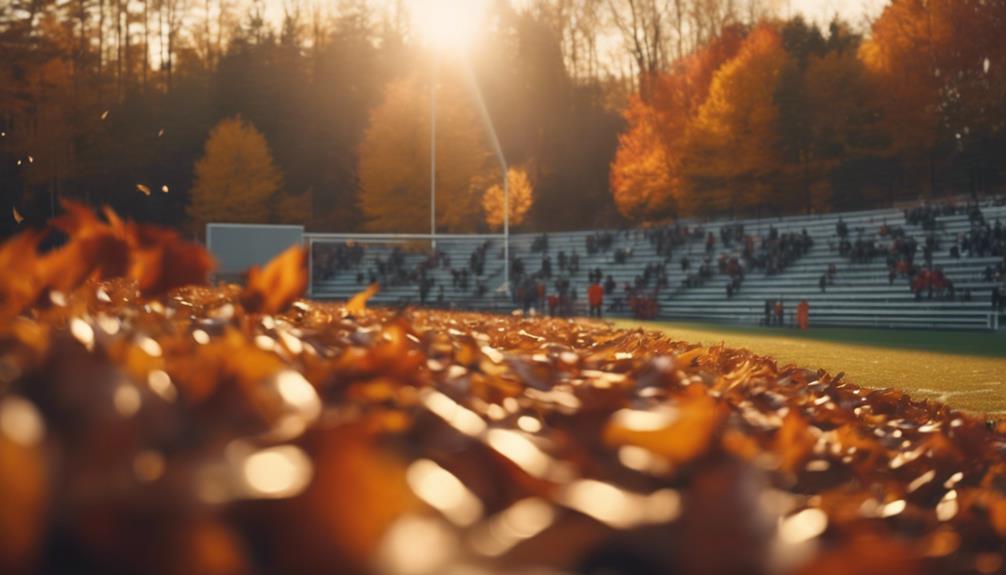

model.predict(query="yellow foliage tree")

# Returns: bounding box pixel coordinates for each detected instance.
[683,25,787,215]
[187,117,283,228]
[358,71,491,233]
[482,167,534,230]
[276,190,313,225]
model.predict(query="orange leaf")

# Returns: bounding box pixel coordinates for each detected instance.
[127,224,215,296]
[346,283,380,316]
[604,386,726,465]
[240,245,307,314]
[775,410,816,474]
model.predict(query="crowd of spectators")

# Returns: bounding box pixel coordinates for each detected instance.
[753,228,814,275]
[645,224,695,259]
[585,231,614,255]
[314,240,504,306]
[904,202,967,230]
[530,233,549,253]
[955,218,1004,258]
[312,242,365,280]
[313,197,1006,320]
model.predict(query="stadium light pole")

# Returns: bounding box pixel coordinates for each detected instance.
[430,55,437,251]
[503,160,509,292]
[411,0,507,288]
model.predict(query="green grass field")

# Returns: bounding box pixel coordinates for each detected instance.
[616,320,1006,415]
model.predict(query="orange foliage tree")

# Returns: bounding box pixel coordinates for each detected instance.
[609,100,675,221]
[682,24,788,216]
[609,26,744,221]
[860,0,1006,194]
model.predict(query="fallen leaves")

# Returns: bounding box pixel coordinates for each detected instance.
[0,201,214,321]
[0,210,1005,574]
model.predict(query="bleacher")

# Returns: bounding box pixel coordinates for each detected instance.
[310,202,1006,331]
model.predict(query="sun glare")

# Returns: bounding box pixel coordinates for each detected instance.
[408,0,490,52]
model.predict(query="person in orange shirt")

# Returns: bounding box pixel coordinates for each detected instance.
[587,282,604,317]
[797,299,809,330]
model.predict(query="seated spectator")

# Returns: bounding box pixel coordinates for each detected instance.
[604,275,616,296]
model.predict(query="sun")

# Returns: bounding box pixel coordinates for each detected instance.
[408,0,490,53]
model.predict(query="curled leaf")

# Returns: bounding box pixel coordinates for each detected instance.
[240,245,307,314]
[346,283,379,316]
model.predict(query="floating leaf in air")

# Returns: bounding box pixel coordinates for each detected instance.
[136,184,151,196]
[12,206,23,224]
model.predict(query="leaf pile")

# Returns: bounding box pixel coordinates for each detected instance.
[1,207,1006,575]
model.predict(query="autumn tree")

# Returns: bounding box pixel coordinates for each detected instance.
[682,24,787,215]
[609,25,744,221]
[482,166,534,230]
[357,69,491,233]
[610,100,676,220]
[860,0,1006,195]
[187,116,283,229]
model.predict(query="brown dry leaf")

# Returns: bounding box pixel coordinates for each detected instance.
[346,283,379,316]
[272,425,416,574]
[136,184,152,196]
[674,346,706,366]
[775,410,816,473]
[127,224,214,296]
[0,428,47,574]
[36,233,131,294]
[0,230,45,318]
[240,245,307,314]
[51,199,102,235]
[12,206,23,224]
[168,329,284,410]
[604,385,726,465]
[46,201,213,297]
[792,531,921,575]
[982,492,1006,537]
[36,200,131,295]
[156,519,251,575]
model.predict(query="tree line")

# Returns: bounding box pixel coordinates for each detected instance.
[611,0,1006,222]
[1,0,1004,238]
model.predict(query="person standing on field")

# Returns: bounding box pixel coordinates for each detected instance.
[797,300,809,330]
[588,282,604,318]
